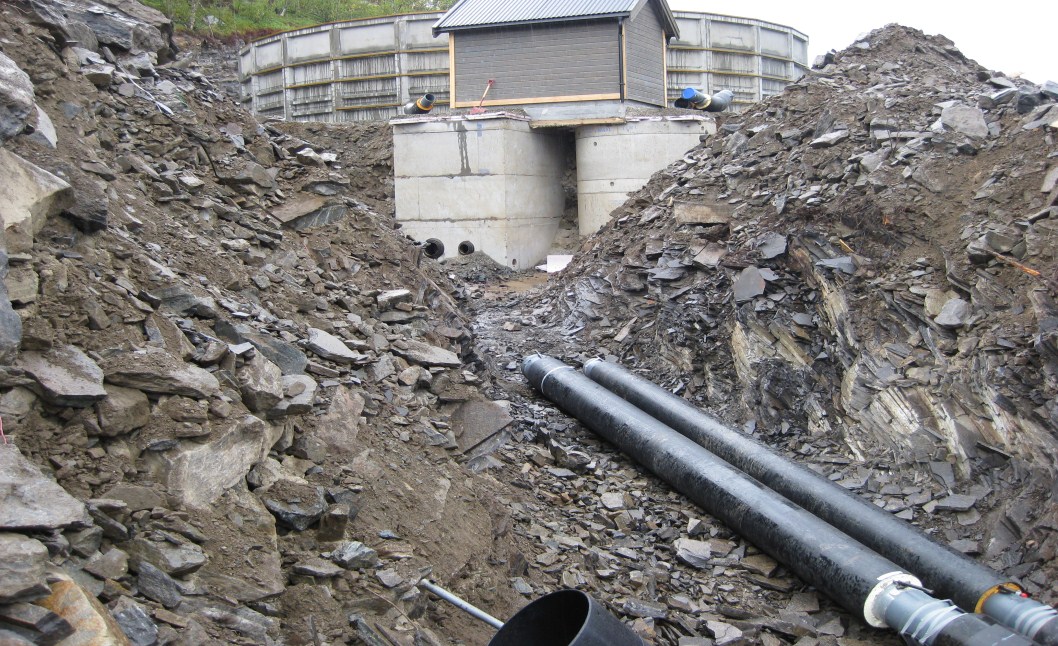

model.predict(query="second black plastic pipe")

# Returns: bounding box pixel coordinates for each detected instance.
[523,355,1034,645]
[582,358,1058,645]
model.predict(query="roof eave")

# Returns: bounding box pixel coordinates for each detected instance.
[435,12,629,36]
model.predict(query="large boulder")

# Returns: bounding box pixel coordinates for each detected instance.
[18,344,107,408]
[0,149,74,255]
[29,0,174,61]
[143,415,280,509]
[0,533,50,603]
[0,229,20,366]
[0,52,34,142]
[102,348,220,399]
[0,444,88,530]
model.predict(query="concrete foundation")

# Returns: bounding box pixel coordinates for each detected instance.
[576,117,715,235]
[393,114,565,270]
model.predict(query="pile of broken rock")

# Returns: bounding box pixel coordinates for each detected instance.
[0,1,526,644]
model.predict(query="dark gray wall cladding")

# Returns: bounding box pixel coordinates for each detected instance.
[454,20,620,104]
[625,1,665,106]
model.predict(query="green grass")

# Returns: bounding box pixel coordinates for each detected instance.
[144,0,456,37]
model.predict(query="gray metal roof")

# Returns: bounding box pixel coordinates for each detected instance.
[433,0,678,38]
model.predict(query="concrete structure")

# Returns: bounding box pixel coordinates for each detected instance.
[392,114,565,270]
[435,0,677,118]
[238,13,450,122]
[392,113,713,266]
[576,116,714,235]
[238,11,807,121]
[668,11,809,106]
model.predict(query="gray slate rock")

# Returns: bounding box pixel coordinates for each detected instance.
[622,598,668,619]
[809,130,849,147]
[125,534,207,576]
[0,444,87,530]
[95,385,150,436]
[83,547,129,580]
[331,541,379,569]
[102,349,219,398]
[260,482,327,531]
[266,375,317,418]
[29,0,173,59]
[270,195,347,231]
[450,400,513,453]
[237,354,284,412]
[19,344,106,407]
[214,320,307,375]
[935,298,971,328]
[733,266,766,303]
[391,339,461,367]
[198,606,276,642]
[940,104,989,139]
[111,596,158,646]
[0,53,33,143]
[137,561,182,609]
[0,533,49,603]
[674,537,712,569]
[0,239,21,365]
[305,328,367,365]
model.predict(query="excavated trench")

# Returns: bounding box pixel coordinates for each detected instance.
[0,4,1056,645]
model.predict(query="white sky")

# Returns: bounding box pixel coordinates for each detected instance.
[667,1,1057,85]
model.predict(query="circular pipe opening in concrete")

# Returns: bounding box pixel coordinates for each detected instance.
[423,238,444,259]
[458,241,475,255]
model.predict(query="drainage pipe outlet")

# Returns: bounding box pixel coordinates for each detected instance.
[523,355,1035,645]
[679,87,733,112]
[403,93,435,115]
[488,590,643,646]
[581,358,1058,645]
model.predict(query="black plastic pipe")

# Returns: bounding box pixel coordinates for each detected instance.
[488,590,644,646]
[403,93,435,115]
[523,355,1035,645]
[581,358,1058,644]
[679,88,733,112]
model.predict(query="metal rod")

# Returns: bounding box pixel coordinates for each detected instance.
[523,354,1034,646]
[581,358,1058,645]
[419,580,504,629]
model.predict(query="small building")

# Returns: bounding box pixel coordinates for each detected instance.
[434,0,679,119]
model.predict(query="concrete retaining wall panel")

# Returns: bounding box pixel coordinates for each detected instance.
[256,41,283,69]
[288,31,331,63]
[760,27,791,57]
[340,23,393,53]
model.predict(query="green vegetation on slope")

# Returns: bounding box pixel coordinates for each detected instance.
[144,0,456,36]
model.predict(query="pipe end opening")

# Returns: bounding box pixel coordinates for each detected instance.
[423,238,444,259]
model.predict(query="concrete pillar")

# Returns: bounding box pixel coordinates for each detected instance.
[575,117,715,236]
[393,115,565,270]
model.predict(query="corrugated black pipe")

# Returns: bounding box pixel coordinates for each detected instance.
[582,358,1058,645]
[523,355,1035,645]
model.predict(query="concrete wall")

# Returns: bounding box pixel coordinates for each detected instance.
[667,11,809,106]
[576,117,715,235]
[239,11,808,121]
[393,115,565,269]
[238,13,450,122]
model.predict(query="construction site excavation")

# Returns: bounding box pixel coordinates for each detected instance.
[1,0,1057,644]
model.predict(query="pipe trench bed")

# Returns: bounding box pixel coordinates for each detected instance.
[580,358,1058,645]
[522,354,1049,645]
